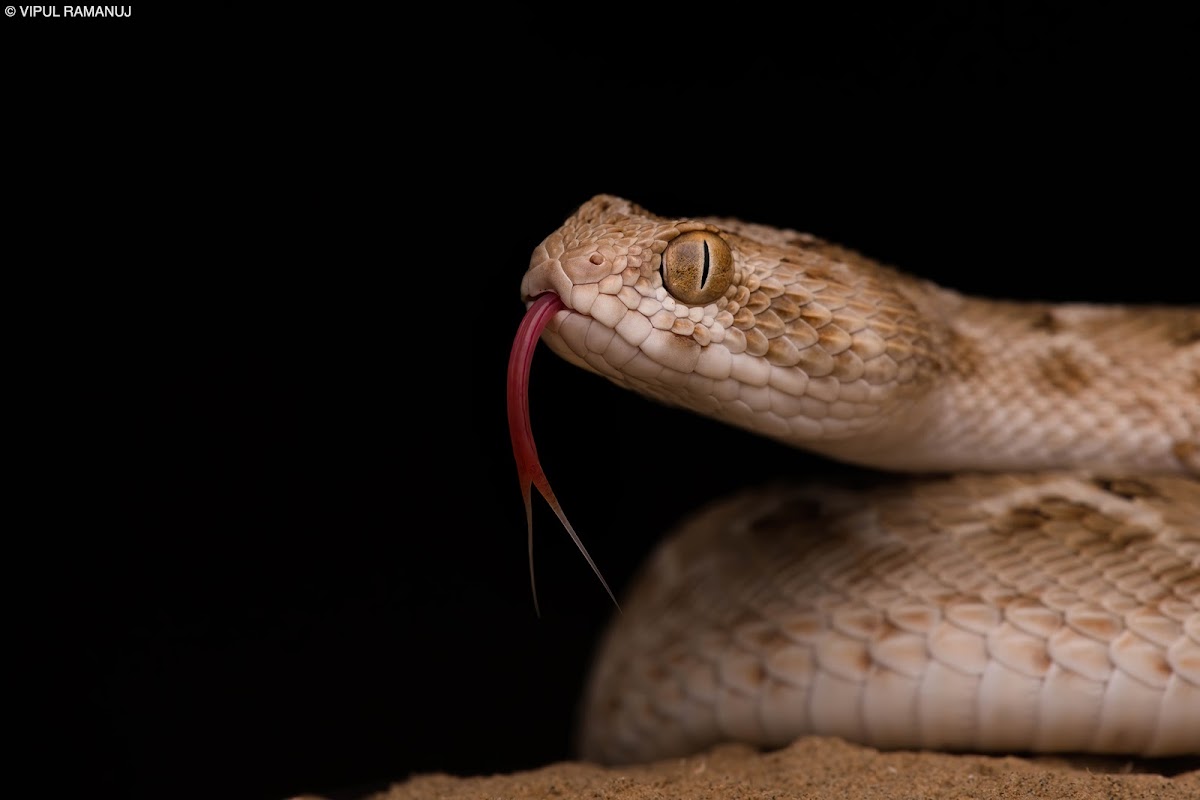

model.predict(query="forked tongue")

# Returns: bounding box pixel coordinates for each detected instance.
[508,293,619,615]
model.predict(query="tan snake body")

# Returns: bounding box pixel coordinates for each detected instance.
[514,195,1200,762]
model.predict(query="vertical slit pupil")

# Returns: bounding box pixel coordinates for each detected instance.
[701,240,710,288]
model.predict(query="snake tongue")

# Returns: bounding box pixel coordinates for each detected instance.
[508,293,619,615]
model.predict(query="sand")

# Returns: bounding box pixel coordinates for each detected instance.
[349,737,1199,800]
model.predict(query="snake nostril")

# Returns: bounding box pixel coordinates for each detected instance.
[589,254,604,265]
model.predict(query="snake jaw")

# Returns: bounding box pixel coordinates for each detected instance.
[509,292,620,614]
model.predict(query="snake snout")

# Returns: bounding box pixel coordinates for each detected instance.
[520,238,576,305]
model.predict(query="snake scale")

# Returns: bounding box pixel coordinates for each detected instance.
[509,195,1200,763]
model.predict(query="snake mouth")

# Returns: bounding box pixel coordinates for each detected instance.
[508,292,618,614]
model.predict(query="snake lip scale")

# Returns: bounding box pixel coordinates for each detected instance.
[510,195,1200,762]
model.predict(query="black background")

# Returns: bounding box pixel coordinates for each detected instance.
[9,5,1198,800]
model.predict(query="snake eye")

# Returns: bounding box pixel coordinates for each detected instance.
[660,231,734,305]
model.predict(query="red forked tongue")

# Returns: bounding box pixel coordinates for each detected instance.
[508,293,619,615]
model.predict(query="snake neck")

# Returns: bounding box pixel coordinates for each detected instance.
[846,294,1200,475]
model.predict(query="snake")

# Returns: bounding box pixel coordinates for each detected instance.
[508,194,1200,764]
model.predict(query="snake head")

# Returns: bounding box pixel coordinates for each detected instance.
[518,195,941,466]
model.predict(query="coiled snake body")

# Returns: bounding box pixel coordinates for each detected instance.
[511,195,1200,762]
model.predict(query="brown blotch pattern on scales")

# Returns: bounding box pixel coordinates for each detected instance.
[1035,348,1094,396]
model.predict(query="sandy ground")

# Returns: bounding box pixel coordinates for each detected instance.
[345,737,1199,800]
